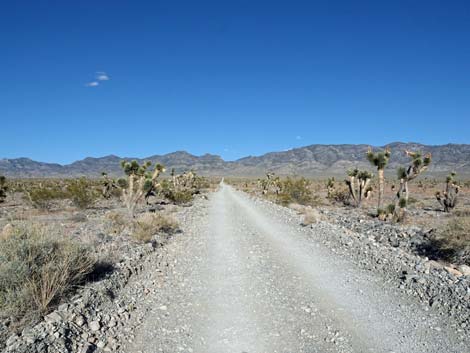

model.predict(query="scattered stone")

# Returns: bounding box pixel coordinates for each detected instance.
[75,314,86,327]
[445,266,463,278]
[457,265,470,276]
[44,311,63,324]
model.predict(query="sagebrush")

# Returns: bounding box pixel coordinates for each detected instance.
[132,213,179,243]
[0,223,96,326]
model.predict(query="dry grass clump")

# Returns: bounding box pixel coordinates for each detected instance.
[420,216,470,265]
[105,211,129,235]
[301,208,320,226]
[132,213,179,243]
[0,223,96,326]
[288,203,322,226]
[435,216,470,265]
[454,208,470,218]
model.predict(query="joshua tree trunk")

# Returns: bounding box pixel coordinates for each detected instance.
[404,180,409,203]
[366,147,391,215]
[394,178,407,221]
[345,169,372,208]
[377,168,384,210]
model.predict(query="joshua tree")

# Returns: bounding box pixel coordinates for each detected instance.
[392,150,431,221]
[345,169,373,207]
[366,147,391,213]
[118,160,165,217]
[0,175,7,203]
[101,172,118,199]
[260,172,281,195]
[171,170,197,193]
[436,172,459,212]
[326,177,336,199]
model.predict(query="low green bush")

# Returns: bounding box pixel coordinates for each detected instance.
[67,177,99,209]
[276,177,319,206]
[24,186,69,210]
[0,176,8,203]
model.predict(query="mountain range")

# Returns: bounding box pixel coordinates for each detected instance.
[1,142,469,178]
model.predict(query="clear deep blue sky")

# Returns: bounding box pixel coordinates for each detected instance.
[1,1,469,164]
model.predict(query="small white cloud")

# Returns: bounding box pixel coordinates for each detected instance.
[85,81,99,87]
[296,135,302,140]
[96,72,110,81]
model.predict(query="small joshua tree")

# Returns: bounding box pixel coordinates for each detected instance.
[160,170,206,205]
[101,172,118,199]
[118,160,165,217]
[393,150,431,221]
[436,172,459,212]
[0,175,8,203]
[171,170,196,192]
[366,147,391,213]
[260,172,281,195]
[326,177,335,199]
[344,169,373,207]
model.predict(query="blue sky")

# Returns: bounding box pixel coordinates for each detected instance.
[1,1,469,164]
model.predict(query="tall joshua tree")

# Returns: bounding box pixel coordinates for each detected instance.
[366,147,391,213]
[393,150,431,221]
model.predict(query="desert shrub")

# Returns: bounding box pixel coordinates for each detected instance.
[6,179,25,193]
[436,217,470,265]
[0,176,8,203]
[301,208,321,226]
[418,217,470,265]
[327,188,350,205]
[105,211,128,235]
[193,175,211,191]
[163,189,194,205]
[160,170,207,205]
[276,177,318,206]
[132,213,179,243]
[0,223,96,325]
[455,209,470,218]
[67,177,99,209]
[24,185,69,210]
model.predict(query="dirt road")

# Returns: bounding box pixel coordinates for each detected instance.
[124,183,467,353]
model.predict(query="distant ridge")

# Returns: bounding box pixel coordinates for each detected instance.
[1,143,469,178]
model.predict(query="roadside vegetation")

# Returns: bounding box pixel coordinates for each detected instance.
[420,216,470,265]
[0,162,212,338]
[0,223,96,326]
[241,146,469,266]
[132,213,179,243]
